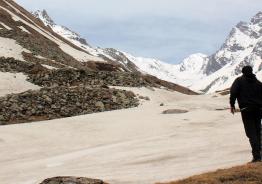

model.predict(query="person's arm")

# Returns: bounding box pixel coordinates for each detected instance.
[230,78,240,114]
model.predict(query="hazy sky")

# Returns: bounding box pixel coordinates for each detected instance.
[15,0,262,63]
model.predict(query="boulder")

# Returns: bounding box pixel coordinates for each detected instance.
[139,96,150,101]
[95,101,105,111]
[162,109,188,114]
[39,176,107,184]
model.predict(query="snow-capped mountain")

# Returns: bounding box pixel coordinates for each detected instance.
[195,11,262,93]
[125,53,208,88]
[33,10,140,72]
[32,9,261,94]
[126,12,262,93]
[33,10,90,47]
[0,0,108,68]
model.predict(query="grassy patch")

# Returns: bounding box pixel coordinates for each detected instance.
[158,163,262,184]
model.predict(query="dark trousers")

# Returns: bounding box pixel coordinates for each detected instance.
[241,109,261,159]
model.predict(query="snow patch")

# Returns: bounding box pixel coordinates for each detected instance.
[18,26,30,34]
[41,64,57,70]
[0,72,40,97]
[0,37,30,61]
[0,22,12,30]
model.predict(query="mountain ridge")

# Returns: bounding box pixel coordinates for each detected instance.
[2,2,261,94]
[33,9,261,94]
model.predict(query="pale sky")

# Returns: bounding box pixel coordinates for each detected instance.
[15,0,262,63]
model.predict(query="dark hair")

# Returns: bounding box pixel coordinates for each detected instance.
[242,66,253,75]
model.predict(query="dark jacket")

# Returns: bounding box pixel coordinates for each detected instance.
[230,74,262,109]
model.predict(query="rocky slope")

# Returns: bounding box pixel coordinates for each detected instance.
[0,0,197,124]
[0,0,106,68]
[0,86,139,124]
[33,10,140,72]
[33,10,90,46]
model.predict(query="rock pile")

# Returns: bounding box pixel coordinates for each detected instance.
[0,57,49,74]
[0,86,138,124]
[39,176,107,184]
[0,57,34,73]
[28,68,150,87]
[0,58,198,95]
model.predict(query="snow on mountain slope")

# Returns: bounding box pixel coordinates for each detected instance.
[128,12,262,93]
[125,53,179,78]
[0,37,30,61]
[32,8,262,94]
[1,0,103,63]
[198,12,262,93]
[0,72,40,97]
[126,53,208,88]
[179,53,209,74]
[33,10,139,71]
[28,10,103,62]
[33,10,90,47]
[34,10,143,72]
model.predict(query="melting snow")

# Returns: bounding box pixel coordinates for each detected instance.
[0,2,103,62]
[42,64,58,70]
[0,22,12,30]
[18,26,31,34]
[0,72,40,97]
[0,37,30,61]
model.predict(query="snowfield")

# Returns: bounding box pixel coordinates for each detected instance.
[0,72,40,97]
[0,37,30,61]
[0,87,250,184]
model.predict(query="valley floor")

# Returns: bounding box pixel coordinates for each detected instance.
[0,87,251,184]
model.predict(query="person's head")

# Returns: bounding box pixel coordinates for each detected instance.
[242,65,253,76]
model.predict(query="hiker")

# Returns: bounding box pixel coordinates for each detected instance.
[230,66,262,162]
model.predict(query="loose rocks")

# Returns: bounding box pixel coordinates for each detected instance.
[0,86,139,124]
[27,68,149,88]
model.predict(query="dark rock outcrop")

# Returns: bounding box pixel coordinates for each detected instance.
[40,176,107,184]
[162,109,188,114]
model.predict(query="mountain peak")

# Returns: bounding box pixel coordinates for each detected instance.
[251,11,262,25]
[32,10,89,46]
[33,9,55,26]
[179,53,208,73]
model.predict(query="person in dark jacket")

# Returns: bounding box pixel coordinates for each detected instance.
[230,65,262,162]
